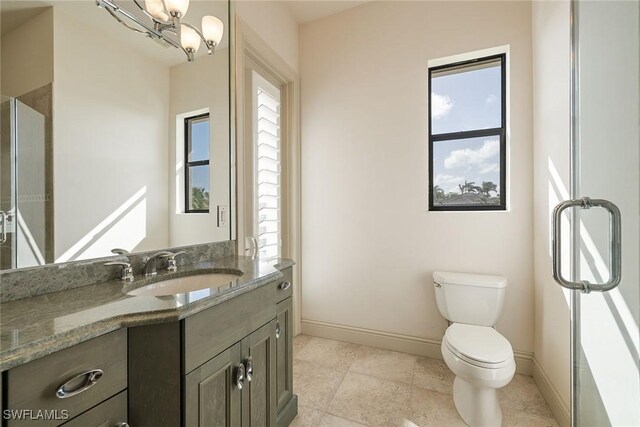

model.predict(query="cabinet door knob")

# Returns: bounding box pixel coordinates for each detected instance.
[56,369,104,399]
[245,357,254,382]
[275,320,281,339]
[115,423,130,427]
[279,281,291,291]
[235,363,245,390]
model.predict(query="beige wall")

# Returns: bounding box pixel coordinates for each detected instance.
[1,8,53,97]
[531,0,571,418]
[169,52,231,246]
[53,6,170,261]
[299,1,534,354]
[235,1,299,72]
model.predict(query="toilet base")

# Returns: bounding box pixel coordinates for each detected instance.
[452,376,502,427]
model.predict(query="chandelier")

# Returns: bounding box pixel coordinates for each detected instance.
[96,0,224,62]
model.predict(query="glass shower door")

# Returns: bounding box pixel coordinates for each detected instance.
[553,1,640,425]
[0,96,16,269]
[0,96,47,270]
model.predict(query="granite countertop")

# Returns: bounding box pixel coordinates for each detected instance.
[0,256,295,372]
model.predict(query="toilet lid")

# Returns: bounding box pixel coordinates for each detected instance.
[444,323,513,366]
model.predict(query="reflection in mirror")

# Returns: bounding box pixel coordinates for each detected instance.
[0,0,232,270]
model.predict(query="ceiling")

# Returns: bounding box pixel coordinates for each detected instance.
[284,0,368,24]
[1,1,50,35]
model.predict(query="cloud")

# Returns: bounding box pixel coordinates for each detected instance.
[431,93,453,120]
[479,163,499,174]
[434,174,464,192]
[444,139,499,169]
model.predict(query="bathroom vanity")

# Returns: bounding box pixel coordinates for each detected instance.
[0,255,297,427]
[0,0,299,424]
[129,267,295,426]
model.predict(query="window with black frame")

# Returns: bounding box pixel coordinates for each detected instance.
[184,113,210,213]
[428,54,506,211]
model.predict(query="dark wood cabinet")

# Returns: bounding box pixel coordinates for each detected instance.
[2,268,296,427]
[185,343,242,427]
[3,330,127,427]
[275,298,293,416]
[60,390,128,427]
[129,267,297,427]
[185,316,289,427]
[241,320,277,427]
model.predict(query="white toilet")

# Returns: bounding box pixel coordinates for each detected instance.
[433,271,515,427]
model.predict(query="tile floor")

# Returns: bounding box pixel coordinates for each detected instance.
[291,335,559,427]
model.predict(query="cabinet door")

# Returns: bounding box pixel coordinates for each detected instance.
[241,320,277,427]
[185,343,242,427]
[275,298,293,414]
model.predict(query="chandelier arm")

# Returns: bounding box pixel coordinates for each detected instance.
[105,6,147,35]
[100,0,164,38]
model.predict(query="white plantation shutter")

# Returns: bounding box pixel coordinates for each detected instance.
[255,77,281,261]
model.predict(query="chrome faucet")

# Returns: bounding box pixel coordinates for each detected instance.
[164,251,186,272]
[143,251,186,277]
[105,261,134,282]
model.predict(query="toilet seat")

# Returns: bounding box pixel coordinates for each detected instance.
[444,323,513,369]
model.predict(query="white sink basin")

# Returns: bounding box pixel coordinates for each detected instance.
[127,272,242,297]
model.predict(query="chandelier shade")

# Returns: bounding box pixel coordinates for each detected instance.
[164,0,189,17]
[144,0,168,21]
[202,15,224,45]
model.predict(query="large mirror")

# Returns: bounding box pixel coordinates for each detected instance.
[0,0,233,270]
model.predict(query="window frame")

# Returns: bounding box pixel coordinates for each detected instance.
[184,113,211,213]
[428,53,507,212]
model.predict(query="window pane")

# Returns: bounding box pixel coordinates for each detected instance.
[431,59,502,134]
[188,165,210,210]
[432,135,501,206]
[187,116,210,162]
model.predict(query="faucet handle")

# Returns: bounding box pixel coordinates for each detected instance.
[164,251,186,272]
[105,261,134,282]
[152,251,174,258]
[111,248,130,255]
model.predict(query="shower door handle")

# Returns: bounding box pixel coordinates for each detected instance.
[0,211,7,244]
[552,197,622,293]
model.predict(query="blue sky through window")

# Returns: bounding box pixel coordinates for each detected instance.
[431,61,502,196]
[189,119,210,162]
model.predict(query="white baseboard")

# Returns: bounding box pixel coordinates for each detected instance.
[532,358,571,427]
[300,319,534,376]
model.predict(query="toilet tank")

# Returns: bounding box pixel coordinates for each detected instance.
[433,271,508,326]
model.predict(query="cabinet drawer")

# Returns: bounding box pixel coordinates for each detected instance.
[7,329,127,427]
[60,390,127,427]
[184,270,292,374]
[276,268,293,302]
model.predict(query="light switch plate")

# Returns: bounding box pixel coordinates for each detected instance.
[217,205,228,227]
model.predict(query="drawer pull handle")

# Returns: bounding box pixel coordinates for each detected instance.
[245,357,254,382]
[279,281,291,291]
[275,320,281,339]
[236,363,245,390]
[56,369,104,399]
